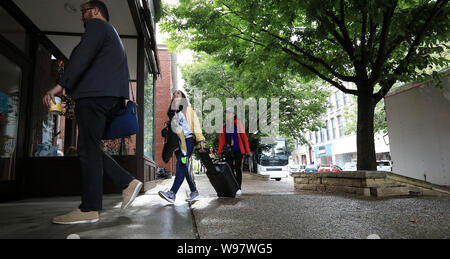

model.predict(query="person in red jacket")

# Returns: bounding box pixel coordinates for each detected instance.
[218,107,251,196]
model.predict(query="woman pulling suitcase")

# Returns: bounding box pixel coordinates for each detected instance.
[217,107,251,196]
[159,90,205,203]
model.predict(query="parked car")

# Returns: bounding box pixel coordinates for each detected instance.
[290,164,306,173]
[318,164,343,172]
[377,160,392,171]
[305,164,320,173]
[343,162,357,171]
[289,164,300,173]
[299,164,306,173]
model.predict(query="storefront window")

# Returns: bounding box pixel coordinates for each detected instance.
[28,43,138,158]
[143,61,154,160]
[101,82,137,156]
[28,44,67,157]
[0,7,28,54]
[102,136,136,156]
[0,53,21,181]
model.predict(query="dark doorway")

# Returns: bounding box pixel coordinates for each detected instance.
[0,41,29,200]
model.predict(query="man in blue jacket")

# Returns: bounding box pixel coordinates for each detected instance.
[43,1,142,224]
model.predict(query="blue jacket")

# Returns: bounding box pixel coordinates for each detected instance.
[58,18,130,100]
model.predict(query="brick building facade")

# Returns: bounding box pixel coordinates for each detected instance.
[155,44,176,174]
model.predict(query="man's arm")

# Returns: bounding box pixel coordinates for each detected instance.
[58,19,106,91]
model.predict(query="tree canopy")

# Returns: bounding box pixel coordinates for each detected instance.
[181,54,329,148]
[160,0,449,169]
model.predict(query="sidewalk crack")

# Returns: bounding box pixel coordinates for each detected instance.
[188,201,201,239]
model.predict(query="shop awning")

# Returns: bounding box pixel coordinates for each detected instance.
[11,0,160,80]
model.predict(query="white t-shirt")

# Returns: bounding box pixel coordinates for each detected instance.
[174,111,193,138]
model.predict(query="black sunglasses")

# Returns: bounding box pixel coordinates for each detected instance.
[81,7,94,15]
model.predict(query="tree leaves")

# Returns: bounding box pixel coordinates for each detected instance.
[161,0,449,96]
[160,0,449,168]
[181,54,329,144]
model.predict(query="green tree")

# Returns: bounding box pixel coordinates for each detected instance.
[161,0,449,170]
[181,54,329,148]
[343,96,388,136]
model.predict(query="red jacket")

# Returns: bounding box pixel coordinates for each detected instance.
[218,119,250,155]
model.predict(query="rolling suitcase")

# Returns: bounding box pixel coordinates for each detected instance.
[198,151,239,198]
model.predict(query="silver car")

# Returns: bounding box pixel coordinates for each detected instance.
[343,162,357,171]
[377,161,392,172]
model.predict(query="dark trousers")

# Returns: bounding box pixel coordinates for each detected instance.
[226,151,243,189]
[170,137,196,194]
[75,97,134,212]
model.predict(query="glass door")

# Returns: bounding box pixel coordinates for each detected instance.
[0,53,21,183]
[0,5,31,200]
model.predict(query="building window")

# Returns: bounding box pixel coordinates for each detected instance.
[331,118,336,139]
[320,127,326,143]
[326,120,331,141]
[327,96,332,114]
[309,131,313,142]
[343,93,349,106]
[330,94,335,111]
[315,131,319,144]
[143,61,155,160]
[337,115,344,137]
[335,91,342,109]
[27,44,137,157]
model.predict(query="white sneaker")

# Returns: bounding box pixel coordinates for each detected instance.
[236,189,242,197]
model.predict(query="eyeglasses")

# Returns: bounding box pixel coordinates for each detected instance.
[81,7,94,15]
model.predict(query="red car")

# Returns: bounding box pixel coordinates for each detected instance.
[318,164,343,172]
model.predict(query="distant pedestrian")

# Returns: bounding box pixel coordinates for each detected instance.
[208,146,218,160]
[43,1,142,224]
[217,107,251,196]
[248,151,254,173]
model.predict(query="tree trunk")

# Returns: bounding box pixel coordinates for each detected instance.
[356,93,377,170]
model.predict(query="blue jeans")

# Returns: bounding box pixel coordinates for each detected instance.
[170,137,197,194]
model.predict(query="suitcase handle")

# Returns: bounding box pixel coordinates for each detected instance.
[198,149,230,163]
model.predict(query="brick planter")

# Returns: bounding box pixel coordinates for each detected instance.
[292,171,448,197]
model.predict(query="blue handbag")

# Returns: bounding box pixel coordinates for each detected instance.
[103,98,139,140]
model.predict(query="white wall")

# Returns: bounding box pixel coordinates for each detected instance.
[385,72,450,186]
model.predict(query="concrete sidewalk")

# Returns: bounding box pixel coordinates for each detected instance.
[0,173,449,239]
[0,178,197,239]
[191,174,450,239]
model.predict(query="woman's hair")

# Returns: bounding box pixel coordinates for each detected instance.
[167,90,189,120]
